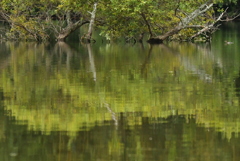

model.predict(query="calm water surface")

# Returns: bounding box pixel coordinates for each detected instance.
[0,23,240,161]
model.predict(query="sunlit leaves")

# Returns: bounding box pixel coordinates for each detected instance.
[0,0,239,41]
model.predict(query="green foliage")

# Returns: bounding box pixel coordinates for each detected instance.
[217,0,238,5]
[0,0,238,41]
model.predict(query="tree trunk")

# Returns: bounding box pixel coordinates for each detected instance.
[141,13,153,38]
[147,1,214,44]
[57,20,89,41]
[81,2,98,43]
[56,42,74,70]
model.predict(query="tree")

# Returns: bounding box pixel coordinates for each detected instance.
[99,0,238,43]
[0,0,239,42]
[80,2,98,43]
[0,0,50,41]
[0,0,93,41]
[148,1,215,43]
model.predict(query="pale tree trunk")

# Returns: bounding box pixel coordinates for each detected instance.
[147,1,214,43]
[56,42,74,70]
[81,2,98,43]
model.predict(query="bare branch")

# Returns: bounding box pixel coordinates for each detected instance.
[220,9,240,22]
[185,25,204,28]
[148,1,214,43]
[190,9,227,40]
[179,2,213,27]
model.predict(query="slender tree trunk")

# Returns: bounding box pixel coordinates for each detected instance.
[141,13,153,38]
[56,42,74,70]
[82,2,98,43]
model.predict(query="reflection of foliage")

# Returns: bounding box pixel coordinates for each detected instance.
[2,114,240,161]
[0,40,240,139]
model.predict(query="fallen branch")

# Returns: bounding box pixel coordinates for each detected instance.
[190,8,226,41]
[147,1,214,43]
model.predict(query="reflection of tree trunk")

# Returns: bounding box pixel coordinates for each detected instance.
[164,44,213,83]
[138,41,145,50]
[0,102,6,140]
[235,71,240,105]
[57,42,73,69]
[87,44,96,81]
[181,57,212,82]
[141,45,153,78]
[55,42,74,70]
[0,57,11,71]
[104,103,118,126]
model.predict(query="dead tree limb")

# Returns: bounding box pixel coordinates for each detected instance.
[147,1,214,43]
[81,2,98,43]
[190,10,226,41]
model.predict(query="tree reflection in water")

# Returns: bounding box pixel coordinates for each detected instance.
[0,25,240,160]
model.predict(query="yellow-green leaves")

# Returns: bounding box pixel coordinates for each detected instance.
[0,0,238,41]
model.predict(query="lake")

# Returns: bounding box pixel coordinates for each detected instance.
[0,22,240,161]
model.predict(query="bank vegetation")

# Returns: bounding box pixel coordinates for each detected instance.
[0,0,239,43]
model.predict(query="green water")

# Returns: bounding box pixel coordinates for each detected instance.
[0,22,240,161]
